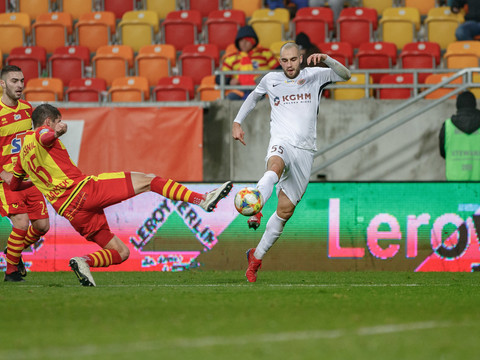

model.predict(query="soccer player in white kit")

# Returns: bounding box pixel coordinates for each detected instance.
[232,42,351,282]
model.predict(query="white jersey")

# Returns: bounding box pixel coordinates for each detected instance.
[254,67,343,151]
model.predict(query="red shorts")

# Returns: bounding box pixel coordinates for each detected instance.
[0,182,49,219]
[64,172,135,247]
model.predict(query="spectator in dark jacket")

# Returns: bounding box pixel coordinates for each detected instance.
[439,91,480,180]
[451,0,480,40]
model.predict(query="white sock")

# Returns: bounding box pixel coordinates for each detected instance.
[256,170,279,206]
[254,212,287,259]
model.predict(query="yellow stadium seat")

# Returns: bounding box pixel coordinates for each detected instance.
[249,19,283,49]
[60,0,94,21]
[425,6,464,50]
[333,73,374,100]
[404,0,436,16]
[380,7,421,50]
[361,0,395,15]
[144,0,177,20]
[118,10,159,52]
[250,8,290,32]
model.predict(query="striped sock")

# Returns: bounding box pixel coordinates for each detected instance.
[84,249,122,267]
[5,227,28,274]
[151,177,204,205]
[24,225,46,250]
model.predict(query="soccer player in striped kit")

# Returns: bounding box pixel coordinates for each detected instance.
[232,43,351,282]
[3,104,232,286]
[0,65,50,282]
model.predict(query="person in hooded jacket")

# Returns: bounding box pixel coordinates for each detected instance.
[439,90,480,181]
[218,25,280,100]
[451,0,480,41]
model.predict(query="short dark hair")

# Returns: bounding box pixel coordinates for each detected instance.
[32,104,62,129]
[1,65,23,79]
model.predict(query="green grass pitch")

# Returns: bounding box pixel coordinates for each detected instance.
[1,271,479,360]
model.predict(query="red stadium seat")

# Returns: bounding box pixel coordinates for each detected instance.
[49,45,90,86]
[337,7,378,49]
[356,41,397,83]
[65,77,107,102]
[178,43,219,86]
[399,42,441,83]
[188,0,222,18]
[292,7,334,45]
[103,0,136,20]
[6,46,47,85]
[154,76,195,101]
[317,42,354,67]
[205,10,246,51]
[161,10,202,51]
[378,73,414,99]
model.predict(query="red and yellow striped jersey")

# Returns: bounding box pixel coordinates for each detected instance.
[13,126,91,215]
[221,47,279,78]
[0,99,33,173]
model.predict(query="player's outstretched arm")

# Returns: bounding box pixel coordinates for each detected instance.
[232,122,246,146]
[307,54,351,81]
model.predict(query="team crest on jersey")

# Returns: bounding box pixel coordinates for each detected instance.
[14,114,21,121]
[297,79,306,85]
[39,128,49,135]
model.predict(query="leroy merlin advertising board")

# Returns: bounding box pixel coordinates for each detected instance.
[1,182,479,272]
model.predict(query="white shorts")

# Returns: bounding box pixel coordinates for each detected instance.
[265,140,314,206]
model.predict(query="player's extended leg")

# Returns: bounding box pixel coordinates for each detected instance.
[4,213,29,282]
[70,229,128,287]
[246,190,294,282]
[131,172,232,212]
[248,156,283,230]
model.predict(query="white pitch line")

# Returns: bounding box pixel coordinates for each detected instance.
[0,321,456,360]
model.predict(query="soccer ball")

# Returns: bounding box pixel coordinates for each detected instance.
[234,187,264,216]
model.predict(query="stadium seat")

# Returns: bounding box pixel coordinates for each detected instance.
[23,77,64,101]
[379,7,421,50]
[337,7,378,50]
[65,77,106,102]
[0,12,31,54]
[317,42,354,67]
[197,75,221,101]
[178,44,219,86]
[153,76,195,101]
[378,73,414,99]
[60,0,94,21]
[32,12,73,54]
[361,0,395,15]
[187,0,222,18]
[332,73,374,100]
[205,10,246,51]
[18,0,50,21]
[444,41,480,69]
[231,0,262,18]
[0,0,5,12]
[108,76,150,102]
[292,7,334,45]
[75,11,116,53]
[144,0,177,20]
[103,0,136,20]
[399,41,441,83]
[356,41,397,83]
[161,10,202,51]
[404,0,436,16]
[249,19,283,49]
[117,10,159,52]
[135,44,176,87]
[424,73,462,100]
[92,44,134,86]
[251,8,290,33]
[425,6,464,50]
[6,46,46,85]
[48,45,90,86]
